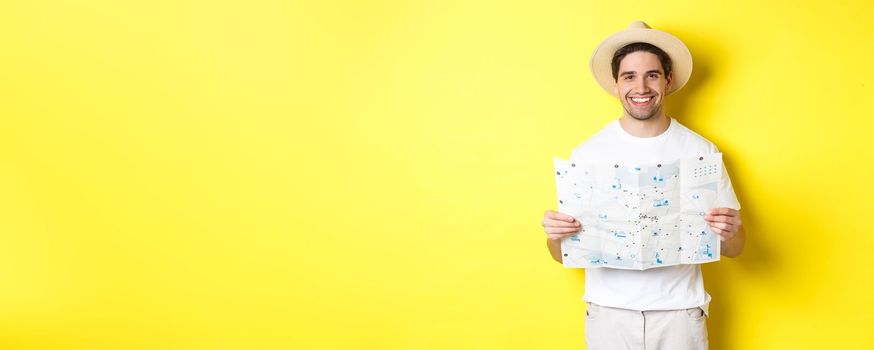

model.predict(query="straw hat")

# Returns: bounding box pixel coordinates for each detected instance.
[590,21,692,96]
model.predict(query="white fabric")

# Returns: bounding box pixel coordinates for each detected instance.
[584,302,709,349]
[570,118,740,313]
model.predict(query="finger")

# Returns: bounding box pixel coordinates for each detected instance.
[543,218,581,228]
[704,214,732,223]
[709,208,738,217]
[545,227,582,235]
[707,217,742,229]
[713,227,737,241]
[546,210,577,223]
[708,222,734,231]
[546,232,579,241]
[547,232,579,241]
[710,227,727,241]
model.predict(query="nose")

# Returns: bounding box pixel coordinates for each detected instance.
[633,77,649,94]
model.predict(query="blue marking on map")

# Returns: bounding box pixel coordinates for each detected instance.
[613,231,627,238]
[656,252,663,264]
[653,198,670,207]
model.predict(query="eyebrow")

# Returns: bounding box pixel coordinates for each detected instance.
[620,70,663,77]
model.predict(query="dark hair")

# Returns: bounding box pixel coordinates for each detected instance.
[611,42,672,81]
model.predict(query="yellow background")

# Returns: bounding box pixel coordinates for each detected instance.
[0,1,872,349]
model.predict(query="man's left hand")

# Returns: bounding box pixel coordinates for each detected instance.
[704,208,742,242]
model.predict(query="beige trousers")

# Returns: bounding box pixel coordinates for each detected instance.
[584,302,709,350]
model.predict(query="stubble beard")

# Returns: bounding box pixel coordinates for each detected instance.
[623,99,662,121]
[626,108,658,121]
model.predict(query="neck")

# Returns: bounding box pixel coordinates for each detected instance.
[618,114,670,137]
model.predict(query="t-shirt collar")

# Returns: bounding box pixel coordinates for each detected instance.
[613,117,677,144]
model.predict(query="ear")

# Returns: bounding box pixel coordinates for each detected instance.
[612,81,619,96]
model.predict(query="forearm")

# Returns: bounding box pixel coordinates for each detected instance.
[720,224,746,257]
[546,238,563,263]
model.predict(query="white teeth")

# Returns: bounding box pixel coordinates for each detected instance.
[631,97,652,103]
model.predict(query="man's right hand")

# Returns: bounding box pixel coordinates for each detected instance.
[541,210,582,241]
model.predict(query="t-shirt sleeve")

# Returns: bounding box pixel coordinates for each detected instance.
[717,166,741,210]
[569,144,585,163]
[710,144,741,210]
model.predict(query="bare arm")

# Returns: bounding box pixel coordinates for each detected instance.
[720,224,745,257]
[546,238,563,263]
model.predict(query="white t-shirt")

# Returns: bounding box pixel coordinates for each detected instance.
[569,118,740,314]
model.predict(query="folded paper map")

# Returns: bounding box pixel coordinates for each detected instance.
[553,154,724,270]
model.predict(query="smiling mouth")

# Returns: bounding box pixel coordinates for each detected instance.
[629,96,654,106]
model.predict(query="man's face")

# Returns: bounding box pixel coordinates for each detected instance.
[613,51,673,121]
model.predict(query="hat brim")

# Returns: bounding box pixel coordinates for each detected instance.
[590,28,692,96]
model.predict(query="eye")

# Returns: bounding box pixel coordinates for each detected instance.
[623,75,633,80]
[648,73,659,79]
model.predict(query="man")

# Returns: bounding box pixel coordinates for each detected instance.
[541,21,745,349]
